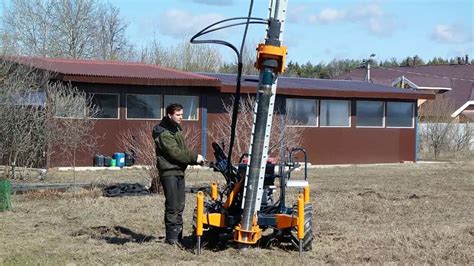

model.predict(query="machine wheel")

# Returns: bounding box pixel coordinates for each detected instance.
[290,204,314,251]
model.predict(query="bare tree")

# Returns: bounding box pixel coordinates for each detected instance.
[118,121,200,193]
[0,60,49,178]
[140,39,223,72]
[448,122,472,154]
[94,3,131,60]
[2,0,56,56]
[46,82,100,166]
[0,59,100,181]
[51,0,100,58]
[418,96,456,159]
[207,95,305,162]
[2,0,130,60]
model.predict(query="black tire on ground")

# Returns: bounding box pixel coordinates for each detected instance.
[290,204,314,251]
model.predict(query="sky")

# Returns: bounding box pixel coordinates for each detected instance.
[3,0,473,64]
[114,0,473,64]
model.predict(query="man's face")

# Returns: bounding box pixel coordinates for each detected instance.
[168,109,183,125]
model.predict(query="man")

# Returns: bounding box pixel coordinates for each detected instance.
[152,103,205,246]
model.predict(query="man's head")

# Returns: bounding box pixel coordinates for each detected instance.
[166,103,184,125]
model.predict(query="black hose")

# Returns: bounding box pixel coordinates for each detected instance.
[226,0,255,172]
[189,0,259,172]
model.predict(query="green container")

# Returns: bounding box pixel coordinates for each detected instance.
[0,179,12,212]
[111,159,116,167]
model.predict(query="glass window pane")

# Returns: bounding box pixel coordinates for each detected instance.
[286,98,317,126]
[164,95,199,120]
[54,95,86,118]
[320,100,350,126]
[356,101,384,127]
[127,94,161,119]
[386,102,414,127]
[91,94,119,118]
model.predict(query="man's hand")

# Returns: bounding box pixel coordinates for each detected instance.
[196,154,205,165]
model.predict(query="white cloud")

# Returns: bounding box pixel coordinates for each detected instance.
[288,4,310,24]
[307,1,398,37]
[157,9,225,38]
[367,17,397,37]
[431,24,472,44]
[352,3,384,19]
[314,8,347,24]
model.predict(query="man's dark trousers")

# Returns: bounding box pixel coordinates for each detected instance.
[160,175,185,242]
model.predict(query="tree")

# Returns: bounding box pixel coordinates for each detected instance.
[46,83,100,170]
[2,0,130,60]
[0,60,49,178]
[207,95,305,162]
[0,59,99,179]
[326,59,363,78]
[117,122,200,193]
[140,39,223,72]
[94,3,131,60]
[418,96,464,159]
[380,57,399,67]
[218,43,259,75]
[2,0,56,56]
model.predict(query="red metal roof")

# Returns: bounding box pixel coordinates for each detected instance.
[4,56,220,87]
[202,73,434,100]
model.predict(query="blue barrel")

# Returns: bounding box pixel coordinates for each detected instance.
[113,153,125,168]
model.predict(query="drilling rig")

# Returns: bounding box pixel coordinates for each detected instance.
[191,0,313,256]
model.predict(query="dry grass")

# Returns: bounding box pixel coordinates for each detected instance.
[1,161,473,264]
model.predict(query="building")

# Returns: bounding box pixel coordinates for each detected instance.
[3,56,434,166]
[336,63,474,122]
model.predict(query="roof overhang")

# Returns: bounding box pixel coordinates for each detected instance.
[391,76,451,94]
[416,86,452,93]
[451,101,474,118]
[62,74,221,88]
[220,85,435,100]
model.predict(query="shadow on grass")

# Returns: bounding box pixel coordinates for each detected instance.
[72,226,156,245]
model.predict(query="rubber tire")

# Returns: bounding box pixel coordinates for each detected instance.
[290,204,314,251]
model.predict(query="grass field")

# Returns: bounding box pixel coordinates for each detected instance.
[1,160,473,265]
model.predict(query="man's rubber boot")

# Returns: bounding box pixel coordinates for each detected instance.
[166,225,183,248]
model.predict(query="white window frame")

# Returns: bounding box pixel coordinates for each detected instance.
[89,92,120,120]
[355,100,385,128]
[386,101,415,129]
[125,93,162,120]
[319,99,351,128]
[286,98,319,128]
[164,95,199,121]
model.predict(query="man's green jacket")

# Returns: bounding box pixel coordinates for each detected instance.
[153,117,198,178]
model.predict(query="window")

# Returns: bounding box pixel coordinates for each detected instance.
[90,93,119,119]
[286,98,317,126]
[386,102,414,127]
[54,94,86,118]
[127,94,161,119]
[164,95,199,120]
[356,101,384,127]
[320,100,350,127]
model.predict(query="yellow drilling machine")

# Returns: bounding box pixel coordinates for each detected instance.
[190,0,313,256]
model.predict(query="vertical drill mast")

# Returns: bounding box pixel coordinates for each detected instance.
[238,0,288,243]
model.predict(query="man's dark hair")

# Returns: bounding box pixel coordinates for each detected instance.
[166,103,183,116]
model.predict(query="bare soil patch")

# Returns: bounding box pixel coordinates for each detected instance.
[1,161,473,264]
